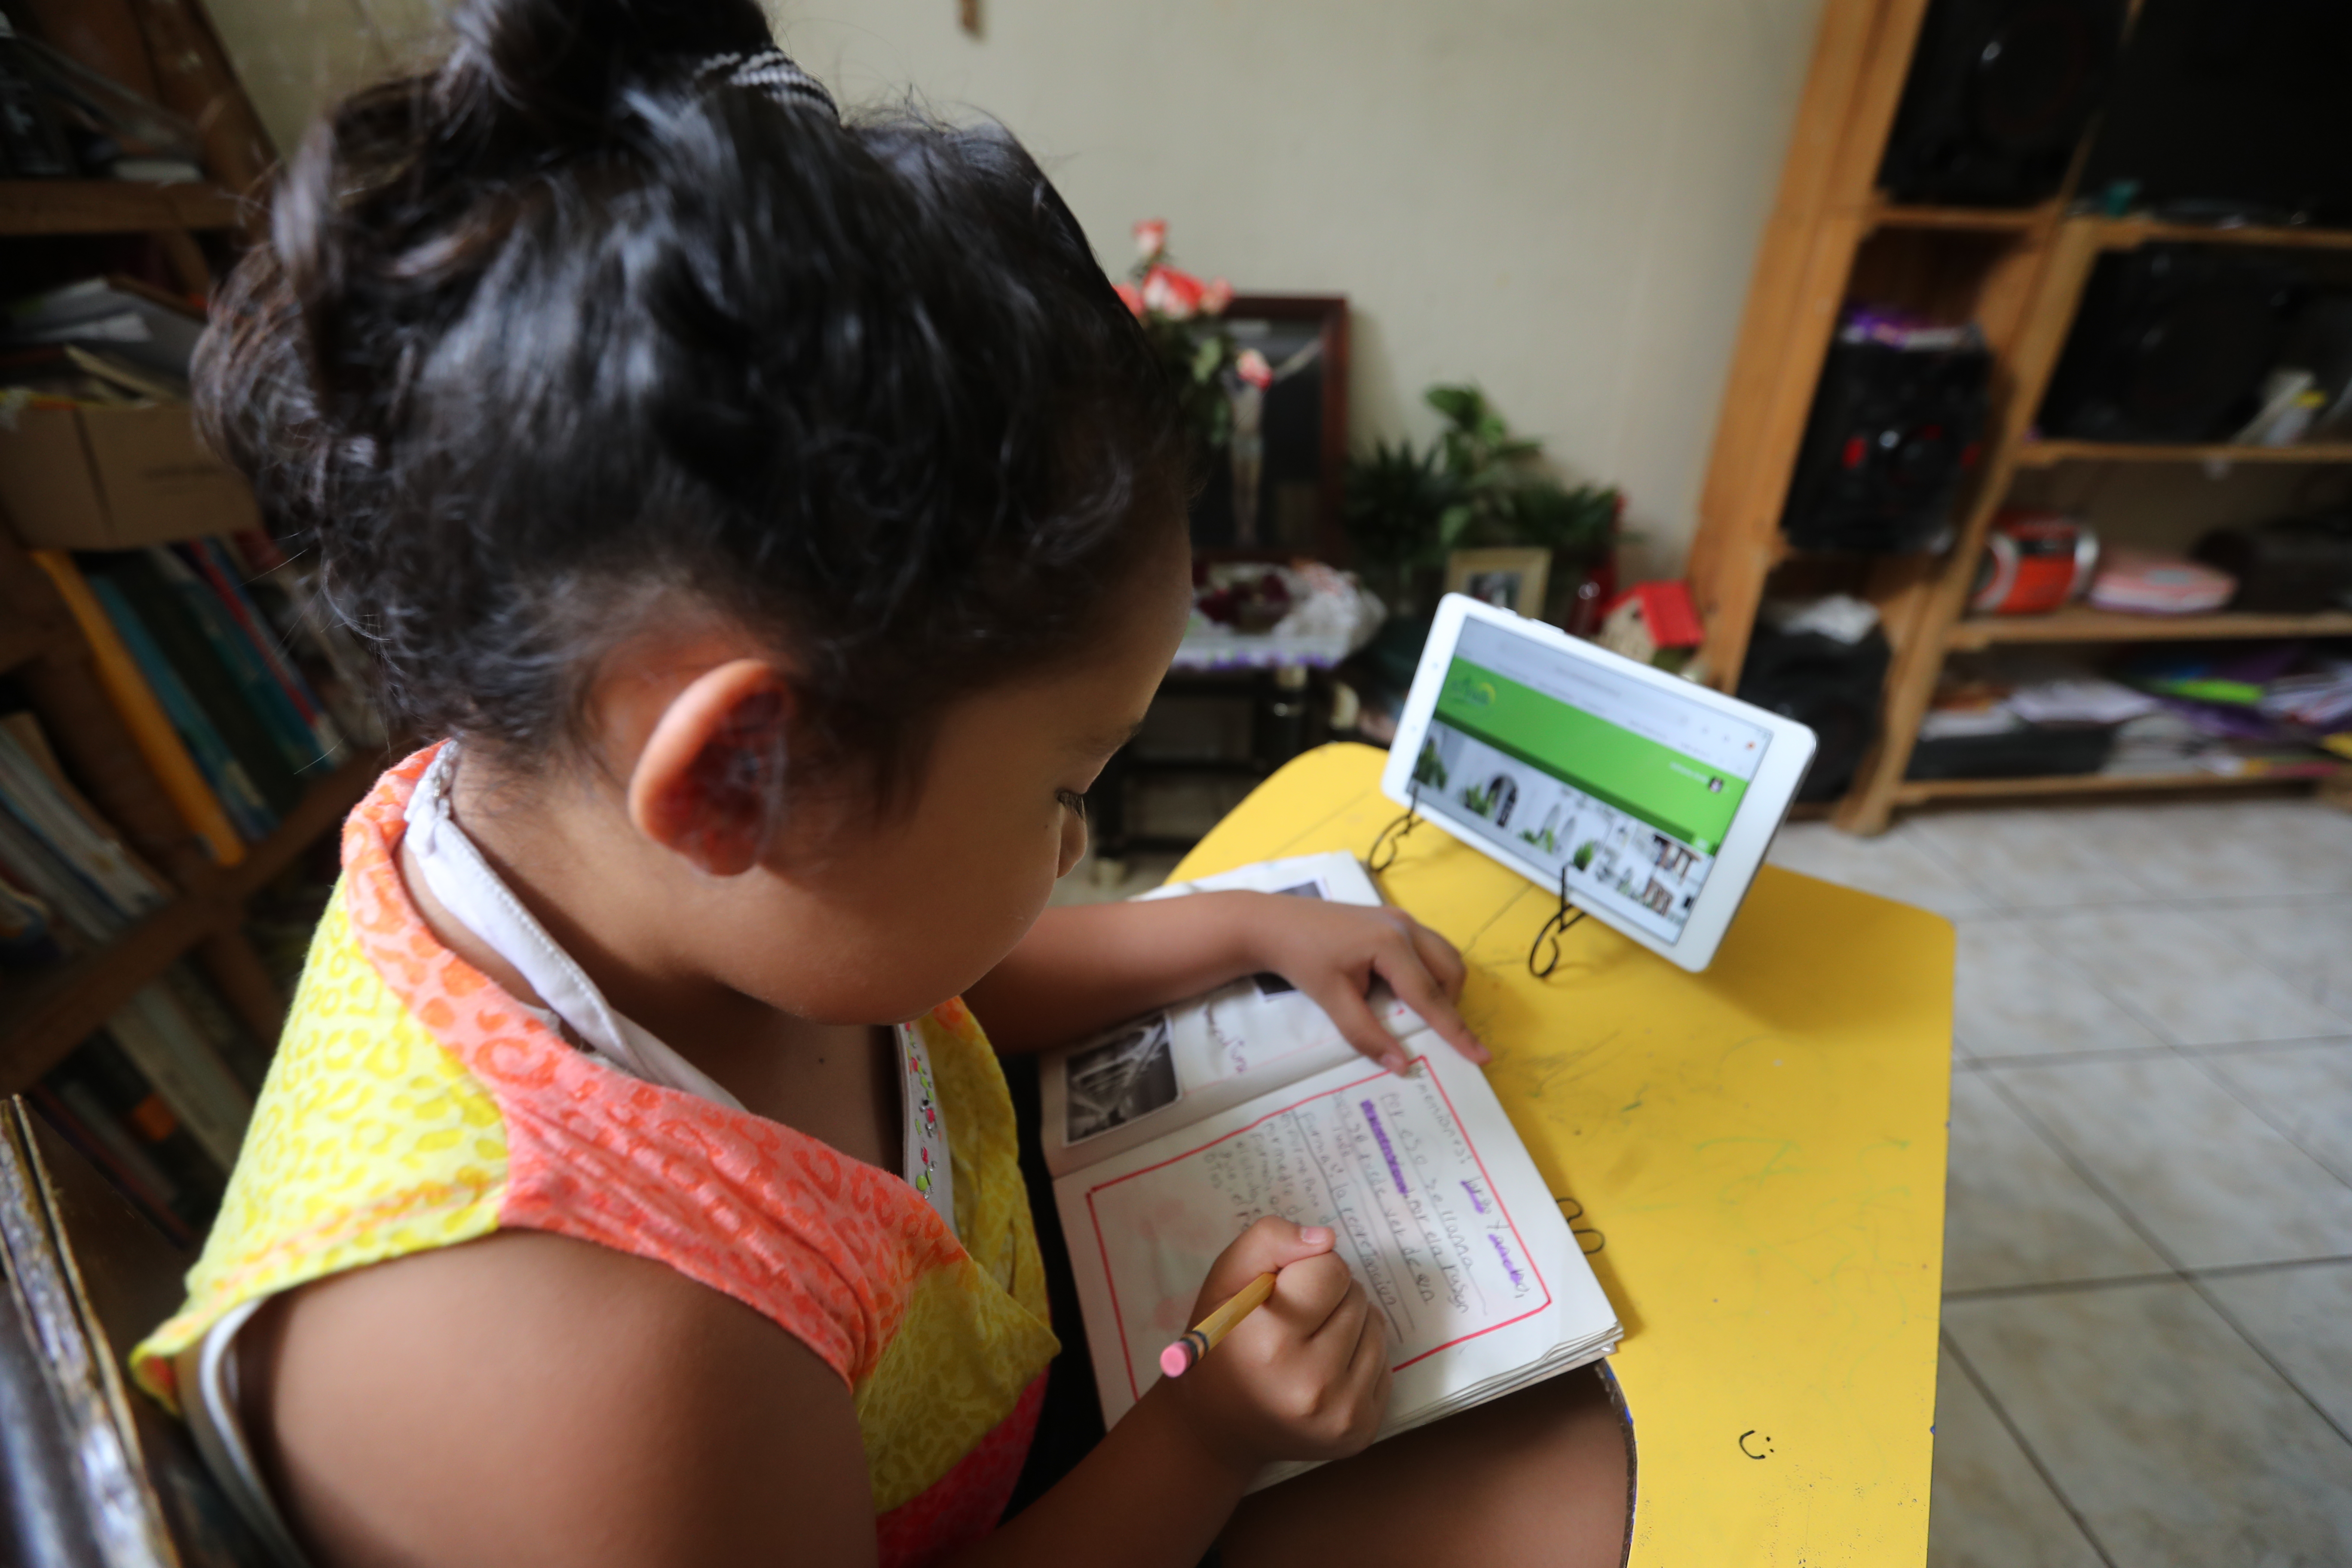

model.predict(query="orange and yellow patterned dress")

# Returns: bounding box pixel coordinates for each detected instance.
[132,749,1061,1566]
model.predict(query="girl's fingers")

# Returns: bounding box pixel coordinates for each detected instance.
[1262,902,1485,1069]
[1201,1216,1336,1308]
[1301,1299,1373,1400]
[1271,1251,1357,1330]
[1370,941,1489,1065]
[1302,973,1412,1075]
[1406,919,1468,1000]
[1308,1280,1372,1359]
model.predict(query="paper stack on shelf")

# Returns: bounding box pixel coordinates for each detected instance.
[0,718,168,949]
[2,275,203,380]
[2001,678,2157,726]
[2260,660,2352,735]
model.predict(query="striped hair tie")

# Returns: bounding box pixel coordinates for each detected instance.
[697,47,839,120]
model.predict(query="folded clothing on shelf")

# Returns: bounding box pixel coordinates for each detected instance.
[2088,549,2236,616]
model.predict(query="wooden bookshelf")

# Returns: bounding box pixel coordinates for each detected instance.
[1945,607,2352,650]
[0,901,222,1096]
[1894,764,2342,806]
[0,619,64,678]
[2089,216,2352,254]
[0,20,337,1122]
[0,180,245,237]
[2012,440,2352,469]
[1870,202,2044,234]
[221,755,376,897]
[0,756,377,1093]
[1685,0,2352,833]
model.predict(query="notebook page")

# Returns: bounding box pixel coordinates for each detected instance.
[1041,852,1412,1178]
[1131,849,1382,908]
[1056,1037,1613,1441]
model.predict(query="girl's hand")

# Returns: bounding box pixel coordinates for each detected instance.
[1246,896,1489,1073]
[1157,1217,1391,1473]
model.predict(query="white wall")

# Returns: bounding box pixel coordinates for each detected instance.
[207,0,1826,573]
[203,0,438,150]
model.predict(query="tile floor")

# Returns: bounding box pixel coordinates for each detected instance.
[1770,795,2352,1568]
[1058,778,2352,1563]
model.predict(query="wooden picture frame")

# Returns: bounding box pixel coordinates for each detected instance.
[1445,547,1553,619]
[1188,294,1350,563]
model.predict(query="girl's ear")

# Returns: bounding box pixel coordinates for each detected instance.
[627,659,793,876]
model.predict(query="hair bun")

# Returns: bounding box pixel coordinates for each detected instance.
[197,0,1180,778]
[442,0,780,143]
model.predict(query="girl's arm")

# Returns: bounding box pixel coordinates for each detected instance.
[965,892,1488,1070]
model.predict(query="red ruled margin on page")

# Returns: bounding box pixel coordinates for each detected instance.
[1083,1057,1555,1405]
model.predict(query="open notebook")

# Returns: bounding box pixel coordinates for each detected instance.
[1043,852,1621,1488]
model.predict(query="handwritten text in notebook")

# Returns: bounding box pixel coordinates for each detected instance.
[1081,1058,1553,1404]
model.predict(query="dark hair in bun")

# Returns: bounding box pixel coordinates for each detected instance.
[199,0,1182,794]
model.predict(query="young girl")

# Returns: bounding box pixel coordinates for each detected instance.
[131,3,1628,1563]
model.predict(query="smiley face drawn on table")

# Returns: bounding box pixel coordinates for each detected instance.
[1739,1430,1773,1460]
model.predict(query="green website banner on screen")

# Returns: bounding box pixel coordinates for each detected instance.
[1434,658,1748,853]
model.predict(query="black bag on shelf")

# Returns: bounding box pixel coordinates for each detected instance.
[2192,514,2352,613]
[1781,335,1991,553]
[1879,0,2127,208]
[2038,246,2301,442]
[1736,625,1891,802]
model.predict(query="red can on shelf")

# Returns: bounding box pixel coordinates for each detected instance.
[1969,509,2098,616]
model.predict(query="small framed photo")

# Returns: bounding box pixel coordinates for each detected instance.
[1445,547,1552,619]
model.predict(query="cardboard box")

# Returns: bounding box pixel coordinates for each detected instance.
[0,400,258,549]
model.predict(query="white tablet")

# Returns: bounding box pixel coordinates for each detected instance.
[1382,594,1817,973]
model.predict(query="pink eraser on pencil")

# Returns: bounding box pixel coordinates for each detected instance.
[1159,1342,1195,1378]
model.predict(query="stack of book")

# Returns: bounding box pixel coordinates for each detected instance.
[0,710,167,955]
[2,274,203,384]
[33,536,386,864]
[0,708,271,1241]
[0,9,204,183]
[26,964,258,1244]
[0,0,274,193]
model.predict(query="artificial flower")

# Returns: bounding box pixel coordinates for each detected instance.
[1120,218,1247,453]
[1236,348,1274,389]
[1142,263,1206,320]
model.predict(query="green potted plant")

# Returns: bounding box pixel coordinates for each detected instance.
[1342,384,1621,625]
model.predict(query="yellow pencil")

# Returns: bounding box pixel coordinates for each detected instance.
[1159,1272,1277,1378]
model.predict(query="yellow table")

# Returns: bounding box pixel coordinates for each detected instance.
[1169,744,1955,1566]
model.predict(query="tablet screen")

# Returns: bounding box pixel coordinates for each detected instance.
[1408,620,1774,946]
